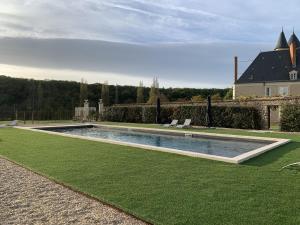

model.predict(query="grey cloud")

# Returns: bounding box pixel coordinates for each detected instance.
[2,21,34,32]
[0,37,271,87]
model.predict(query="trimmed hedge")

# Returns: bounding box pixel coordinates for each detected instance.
[102,105,262,129]
[280,104,300,132]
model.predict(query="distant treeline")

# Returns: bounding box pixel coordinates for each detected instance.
[0,75,230,112]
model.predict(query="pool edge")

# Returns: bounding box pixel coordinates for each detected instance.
[15,124,290,164]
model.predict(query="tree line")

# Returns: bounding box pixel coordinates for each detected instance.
[0,75,232,113]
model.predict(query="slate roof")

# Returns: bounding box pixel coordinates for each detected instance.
[236,31,300,84]
[274,31,289,50]
[235,49,300,84]
[288,32,300,48]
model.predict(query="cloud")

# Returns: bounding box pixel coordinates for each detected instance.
[0,37,271,87]
[1,0,300,43]
[1,1,299,87]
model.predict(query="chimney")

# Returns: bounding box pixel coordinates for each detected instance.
[290,42,297,67]
[234,56,238,82]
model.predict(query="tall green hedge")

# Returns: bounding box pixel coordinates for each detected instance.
[280,104,300,132]
[102,105,262,129]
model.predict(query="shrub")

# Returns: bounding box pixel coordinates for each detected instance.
[211,93,222,101]
[127,107,143,123]
[101,107,126,122]
[191,95,204,102]
[161,107,175,124]
[101,105,262,129]
[142,107,156,123]
[171,106,207,125]
[224,89,233,100]
[280,104,300,132]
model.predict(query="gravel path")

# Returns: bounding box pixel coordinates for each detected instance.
[0,157,148,225]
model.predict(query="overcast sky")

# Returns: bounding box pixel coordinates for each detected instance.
[0,0,299,87]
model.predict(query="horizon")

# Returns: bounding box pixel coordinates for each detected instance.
[0,74,230,90]
[1,1,300,88]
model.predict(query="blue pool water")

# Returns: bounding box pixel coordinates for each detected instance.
[49,127,270,158]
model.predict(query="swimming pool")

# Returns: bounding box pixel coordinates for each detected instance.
[28,125,290,164]
[51,127,268,158]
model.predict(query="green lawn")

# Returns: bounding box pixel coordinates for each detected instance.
[0,125,300,225]
[0,120,75,126]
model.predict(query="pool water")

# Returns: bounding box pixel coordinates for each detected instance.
[52,127,268,158]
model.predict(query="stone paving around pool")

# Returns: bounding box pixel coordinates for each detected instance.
[0,157,148,225]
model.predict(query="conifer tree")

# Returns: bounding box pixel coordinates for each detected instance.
[224,88,233,100]
[101,81,110,106]
[115,84,119,104]
[147,77,160,104]
[80,78,88,106]
[136,81,144,103]
[37,82,43,119]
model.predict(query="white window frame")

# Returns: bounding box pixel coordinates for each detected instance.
[279,86,289,96]
[289,70,298,80]
[265,87,272,97]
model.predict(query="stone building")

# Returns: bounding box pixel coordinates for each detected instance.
[234,30,300,99]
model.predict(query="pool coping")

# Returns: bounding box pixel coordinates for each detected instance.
[15,124,291,164]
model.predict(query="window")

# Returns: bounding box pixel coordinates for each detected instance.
[265,87,271,97]
[279,87,289,96]
[289,70,298,80]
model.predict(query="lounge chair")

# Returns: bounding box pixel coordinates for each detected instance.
[8,120,18,126]
[177,119,192,128]
[163,119,178,127]
[0,120,18,128]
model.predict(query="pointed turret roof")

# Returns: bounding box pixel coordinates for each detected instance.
[275,29,289,50]
[288,31,300,48]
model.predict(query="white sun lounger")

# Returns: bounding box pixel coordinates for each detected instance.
[0,120,18,128]
[163,120,178,127]
[7,120,18,126]
[177,119,192,128]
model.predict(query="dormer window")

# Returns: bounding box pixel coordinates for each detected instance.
[289,70,298,80]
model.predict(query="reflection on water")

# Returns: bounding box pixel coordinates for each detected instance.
[54,127,267,158]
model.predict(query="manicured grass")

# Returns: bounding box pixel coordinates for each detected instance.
[0,126,300,225]
[0,120,75,126]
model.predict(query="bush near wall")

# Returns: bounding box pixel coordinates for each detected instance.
[280,104,300,132]
[102,105,262,129]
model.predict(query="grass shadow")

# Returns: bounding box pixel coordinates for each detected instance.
[244,141,300,167]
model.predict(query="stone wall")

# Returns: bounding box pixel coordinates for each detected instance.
[234,82,300,99]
